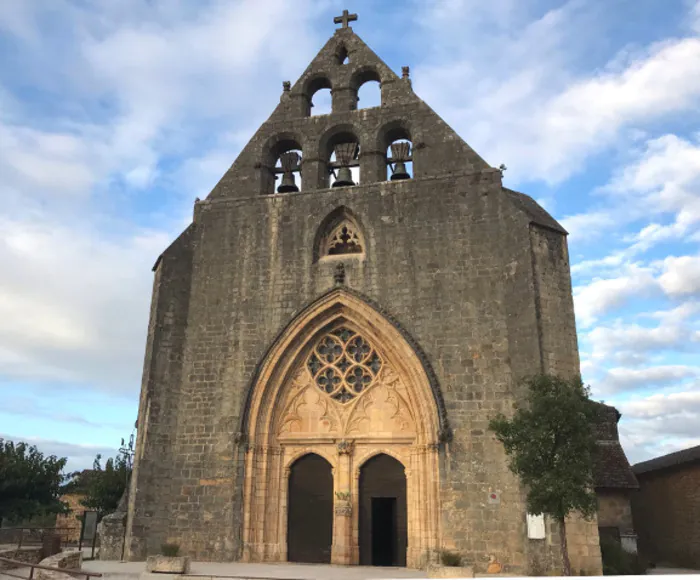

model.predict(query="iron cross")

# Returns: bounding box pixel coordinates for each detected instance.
[334,9,358,29]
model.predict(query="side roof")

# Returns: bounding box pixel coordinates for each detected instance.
[504,188,568,234]
[633,444,700,476]
[593,402,639,489]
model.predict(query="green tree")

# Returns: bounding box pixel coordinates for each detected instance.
[488,374,599,576]
[71,454,131,519]
[0,439,68,526]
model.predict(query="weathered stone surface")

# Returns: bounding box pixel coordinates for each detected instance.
[98,510,126,560]
[0,547,43,570]
[427,565,474,578]
[146,555,191,574]
[36,549,82,580]
[122,17,602,577]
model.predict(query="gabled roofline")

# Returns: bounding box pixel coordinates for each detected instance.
[633,444,700,476]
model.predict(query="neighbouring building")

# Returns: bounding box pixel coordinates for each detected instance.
[632,445,700,568]
[122,11,606,574]
[592,404,639,554]
[55,494,86,544]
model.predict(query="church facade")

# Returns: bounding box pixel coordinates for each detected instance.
[124,14,603,574]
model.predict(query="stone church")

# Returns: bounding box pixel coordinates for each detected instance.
[123,12,607,574]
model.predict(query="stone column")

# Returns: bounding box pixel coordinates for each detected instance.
[331,440,354,565]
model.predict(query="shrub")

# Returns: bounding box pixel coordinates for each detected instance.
[600,537,646,575]
[161,543,180,557]
[440,550,462,567]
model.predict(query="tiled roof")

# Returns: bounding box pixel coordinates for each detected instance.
[592,402,639,489]
[594,441,639,489]
[503,188,568,234]
[632,444,700,475]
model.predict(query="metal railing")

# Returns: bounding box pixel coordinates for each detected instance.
[0,556,102,580]
[0,528,75,549]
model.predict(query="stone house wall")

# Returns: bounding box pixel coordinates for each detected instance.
[55,494,85,544]
[632,462,700,568]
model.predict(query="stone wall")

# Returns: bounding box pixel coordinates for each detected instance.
[125,25,591,576]
[55,494,85,543]
[36,550,82,580]
[564,513,604,575]
[597,490,634,534]
[0,547,43,570]
[632,462,700,568]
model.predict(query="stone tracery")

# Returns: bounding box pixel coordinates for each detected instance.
[241,291,441,568]
[307,327,381,403]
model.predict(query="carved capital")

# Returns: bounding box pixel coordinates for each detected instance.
[336,439,355,455]
[334,500,352,516]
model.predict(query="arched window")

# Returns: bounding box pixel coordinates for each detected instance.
[321,128,360,188]
[314,206,365,262]
[325,222,363,256]
[261,135,303,195]
[335,44,350,65]
[304,76,332,117]
[351,68,382,110]
[274,148,303,193]
[386,139,412,181]
[381,124,413,181]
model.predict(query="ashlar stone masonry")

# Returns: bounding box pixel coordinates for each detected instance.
[123,12,603,575]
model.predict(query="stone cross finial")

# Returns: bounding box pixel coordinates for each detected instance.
[334,9,358,29]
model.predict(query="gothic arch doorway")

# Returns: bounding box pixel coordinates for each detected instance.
[359,454,407,566]
[241,289,443,568]
[287,454,333,563]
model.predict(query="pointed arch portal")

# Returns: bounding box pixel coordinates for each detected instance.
[241,289,442,567]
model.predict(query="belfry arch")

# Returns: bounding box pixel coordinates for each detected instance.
[240,290,443,567]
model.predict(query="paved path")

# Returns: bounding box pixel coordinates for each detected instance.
[82,561,424,580]
[0,567,32,580]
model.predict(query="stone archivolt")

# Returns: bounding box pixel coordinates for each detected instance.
[241,291,440,568]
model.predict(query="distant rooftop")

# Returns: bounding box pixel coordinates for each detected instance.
[632,444,700,476]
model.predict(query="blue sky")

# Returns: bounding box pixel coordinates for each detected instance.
[1,0,699,471]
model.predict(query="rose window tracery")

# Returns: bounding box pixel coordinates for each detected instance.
[306,327,382,403]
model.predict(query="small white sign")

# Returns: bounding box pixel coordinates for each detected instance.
[527,513,546,539]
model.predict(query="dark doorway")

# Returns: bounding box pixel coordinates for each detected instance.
[372,497,397,566]
[359,454,407,566]
[287,454,333,563]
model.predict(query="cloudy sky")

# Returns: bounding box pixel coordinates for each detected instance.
[1,0,699,472]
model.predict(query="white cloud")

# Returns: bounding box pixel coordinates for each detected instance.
[616,385,700,462]
[0,0,328,395]
[414,1,700,184]
[582,302,700,372]
[573,265,658,327]
[658,254,700,297]
[562,133,700,247]
[1,433,117,472]
[603,365,700,393]
[692,0,700,34]
[622,389,700,418]
[0,211,174,392]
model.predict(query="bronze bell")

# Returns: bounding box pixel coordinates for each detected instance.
[277,151,300,193]
[390,142,411,181]
[332,142,357,187]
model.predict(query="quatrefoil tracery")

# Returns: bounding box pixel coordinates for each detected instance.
[306,327,382,403]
